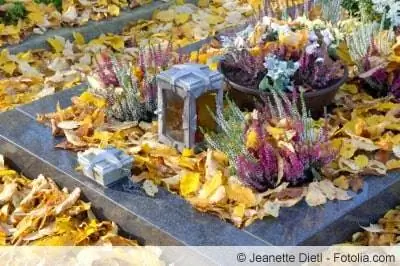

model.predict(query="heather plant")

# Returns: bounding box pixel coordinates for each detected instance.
[203,98,250,169]
[346,22,397,97]
[204,90,335,192]
[319,0,342,25]
[371,0,400,27]
[90,53,155,122]
[222,48,266,81]
[89,42,184,122]
[296,43,344,90]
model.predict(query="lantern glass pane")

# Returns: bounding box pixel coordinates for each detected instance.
[163,90,184,142]
[196,92,217,142]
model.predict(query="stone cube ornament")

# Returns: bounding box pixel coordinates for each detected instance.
[77,147,133,187]
[156,64,223,151]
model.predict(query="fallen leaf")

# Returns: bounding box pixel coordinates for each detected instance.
[58,121,80,130]
[143,180,158,197]
[386,159,400,170]
[360,224,384,233]
[180,172,200,197]
[263,201,280,218]
[305,182,327,207]
[226,183,256,207]
[64,130,87,147]
[333,176,350,190]
[198,171,222,199]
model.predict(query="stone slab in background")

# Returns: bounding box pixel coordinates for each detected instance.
[6,0,198,54]
[16,83,87,119]
[4,88,400,245]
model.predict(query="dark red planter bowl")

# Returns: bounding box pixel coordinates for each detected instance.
[219,62,349,118]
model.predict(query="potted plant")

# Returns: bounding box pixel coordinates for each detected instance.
[203,90,336,192]
[218,17,348,117]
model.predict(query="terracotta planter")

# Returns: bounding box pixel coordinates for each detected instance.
[220,62,349,118]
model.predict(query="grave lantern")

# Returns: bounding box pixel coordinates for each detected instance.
[156,64,223,151]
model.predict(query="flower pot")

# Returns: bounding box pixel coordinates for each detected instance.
[219,62,349,118]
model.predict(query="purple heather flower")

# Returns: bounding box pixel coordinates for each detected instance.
[371,68,389,84]
[258,142,278,179]
[236,155,269,192]
[138,48,145,71]
[281,149,305,184]
[391,73,400,100]
[95,53,119,87]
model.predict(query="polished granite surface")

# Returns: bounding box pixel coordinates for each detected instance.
[1,86,399,246]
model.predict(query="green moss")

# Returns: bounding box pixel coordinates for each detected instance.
[3,2,27,25]
[34,0,62,11]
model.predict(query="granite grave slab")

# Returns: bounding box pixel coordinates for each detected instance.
[3,88,400,246]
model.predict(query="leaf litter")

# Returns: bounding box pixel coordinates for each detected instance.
[0,155,146,247]
[0,1,256,112]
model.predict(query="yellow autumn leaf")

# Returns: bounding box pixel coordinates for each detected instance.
[47,38,64,53]
[174,13,191,25]
[198,171,223,199]
[226,183,256,207]
[78,92,106,108]
[2,24,20,35]
[330,138,343,150]
[0,170,17,176]
[175,0,185,5]
[340,84,358,94]
[333,175,350,190]
[0,232,5,246]
[340,140,357,159]
[207,15,224,25]
[181,148,194,157]
[180,172,201,197]
[178,157,197,170]
[0,62,17,75]
[17,51,34,62]
[103,35,124,51]
[232,203,245,218]
[30,233,75,246]
[336,42,355,66]
[386,159,400,170]
[246,128,259,149]
[73,32,85,45]
[154,9,175,22]
[108,5,120,16]
[354,155,369,169]
[197,0,209,8]
[267,126,285,140]
[27,11,45,24]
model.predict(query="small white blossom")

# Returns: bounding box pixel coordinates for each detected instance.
[262,16,272,26]
[306,43,320,54]
[321,29,334,46]
[308,31,318,42]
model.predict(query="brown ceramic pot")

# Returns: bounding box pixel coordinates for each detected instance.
[219,62,349,118]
